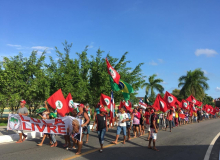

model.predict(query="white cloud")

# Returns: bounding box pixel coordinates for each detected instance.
[158,59,163,63]
[216,87,220,92]
[195,49,218,57]
[7,44,21,48]
[149,60,158,66]
[162,81,168,84]
[87,42,94,49]
[31,46,53,50]
[32,46,53,55]
[202,70,208,75]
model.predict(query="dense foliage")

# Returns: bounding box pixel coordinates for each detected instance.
[0,41,145,115]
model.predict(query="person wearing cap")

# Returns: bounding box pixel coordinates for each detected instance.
[95,107,108,153]
[16,100,28,143]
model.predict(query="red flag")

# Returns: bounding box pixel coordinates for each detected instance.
[202,104,208,111]
[118,100,132,111]
[118,101,123,110]
[66,93,75,112]
[124,100,132,111]
[186,95,202,106]
[163,91,177,108]
[205,106,211,114]
[175,100,181,108]
[215,107,220,112]
[47,89,68,117]
[153,94,168,112]
[106,58,120,84]
[181,100,189,110]
[100,94,111,109]
[179,114,185,119]
[210,106,216,115]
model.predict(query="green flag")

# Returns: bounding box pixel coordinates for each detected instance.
[119,80,133,102]
[109,76,120,92]
[109,76,134,101]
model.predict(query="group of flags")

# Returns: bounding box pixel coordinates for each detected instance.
[47,89,79,117]
[151,91,219,116]
[106,58,133,102]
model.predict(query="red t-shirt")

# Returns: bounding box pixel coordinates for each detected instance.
[144,112,150,124]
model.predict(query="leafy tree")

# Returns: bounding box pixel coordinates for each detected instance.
[202,94,215,107]
[0,41,146,113]
[172,89,184,101]
[142,74,164,99]
[178,68,209,101]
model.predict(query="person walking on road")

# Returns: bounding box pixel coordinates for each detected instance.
[95,108,108,153]
[144,107,151,140]
[112,108,129,144]
[16,100,28,143]
[148,109,159,151]
[131,108,141,138]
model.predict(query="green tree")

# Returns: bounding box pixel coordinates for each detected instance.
[172,89,184,101]
[178,68,209,101]
[142,74,164,100]
[202,94,215,107]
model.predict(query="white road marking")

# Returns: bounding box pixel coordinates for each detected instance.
[204,132,220,160]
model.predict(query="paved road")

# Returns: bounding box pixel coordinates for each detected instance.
[0,118,219,160]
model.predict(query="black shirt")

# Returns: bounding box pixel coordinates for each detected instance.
[150,113,157,129]
[96,114,106,131]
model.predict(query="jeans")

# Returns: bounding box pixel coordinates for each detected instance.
[116,126,126,136]
[172,118,175,127]
[98,128,106,144]
[51,134,56,143]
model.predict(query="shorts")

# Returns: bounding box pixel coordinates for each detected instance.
[146,124,151,132]
[17,130,23,134]
[126,125,131,129]
[72,133,81,141]
[150,128,157,140]
[133,124,139,127]
[116,126,126,136]
[83,126,90,135]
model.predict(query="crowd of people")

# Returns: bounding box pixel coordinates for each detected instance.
[15,99,220,154]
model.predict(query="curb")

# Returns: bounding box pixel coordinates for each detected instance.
[0,132,44,144]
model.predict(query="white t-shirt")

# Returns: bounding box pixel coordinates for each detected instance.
[117,113,128,127]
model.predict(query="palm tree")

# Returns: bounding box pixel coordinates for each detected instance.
[142,74,164,99]
[178,68,209,101]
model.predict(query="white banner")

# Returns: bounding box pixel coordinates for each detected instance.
[7,114,83,141]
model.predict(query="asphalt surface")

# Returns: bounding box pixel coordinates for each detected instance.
[0,118,220,160]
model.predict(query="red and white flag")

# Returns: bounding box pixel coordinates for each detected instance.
[215,107,220,112]
[153,94,168,112]
[47,89,68,117]
[66,93,74,112]
[186,95,202,106]
[106,58,120,84]
[210,106,216,115]
[163,91,177,108]
[124,100,132,111]
[181,100,189,110]
[100,94,111,109]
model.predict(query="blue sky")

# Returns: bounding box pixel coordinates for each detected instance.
[0,0,220,98]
